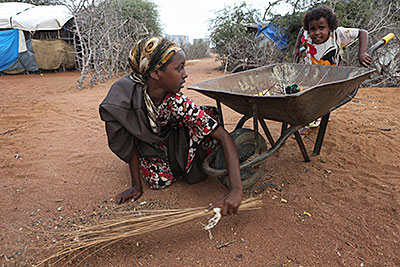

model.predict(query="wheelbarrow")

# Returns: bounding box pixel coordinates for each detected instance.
[188,63,375,188]
[187,33,394,189]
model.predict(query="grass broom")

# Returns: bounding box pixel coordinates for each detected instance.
[37,196,262,266]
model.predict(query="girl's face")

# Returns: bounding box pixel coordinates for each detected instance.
[308,17,330,44]
[158,50,188,94]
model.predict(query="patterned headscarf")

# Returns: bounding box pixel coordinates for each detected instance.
[128,37,182,133]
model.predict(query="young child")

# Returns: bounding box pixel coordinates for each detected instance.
[99,37,243,216]
[293,5,372,133]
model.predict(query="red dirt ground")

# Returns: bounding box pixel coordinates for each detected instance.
[0,57,399,266]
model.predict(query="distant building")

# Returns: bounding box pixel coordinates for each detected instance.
[165,35,189,46]
[193,37,211,46]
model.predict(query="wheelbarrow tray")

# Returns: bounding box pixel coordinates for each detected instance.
[188,63,376,126]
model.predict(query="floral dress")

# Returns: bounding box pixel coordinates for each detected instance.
[138,93,220,189]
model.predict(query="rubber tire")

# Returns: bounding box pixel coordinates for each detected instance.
[214,128,267,190]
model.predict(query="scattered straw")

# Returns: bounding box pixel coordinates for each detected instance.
[37,196,262,266]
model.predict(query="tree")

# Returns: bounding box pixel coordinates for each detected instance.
[115,0,162,36]
[62,0,159,89]
[209,2,261,55]
[0,0,60,4]
[329,0,400,86]
[209,0,399,86]
[273,0,400,86]
[183,39,211,60]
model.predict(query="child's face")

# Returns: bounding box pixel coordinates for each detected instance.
[308,17,330,44]
[158,50,188,94]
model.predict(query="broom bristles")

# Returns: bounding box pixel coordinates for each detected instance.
[37,196,262,266]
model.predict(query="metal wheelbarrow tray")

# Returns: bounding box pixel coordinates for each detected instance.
[189,63,375,126]
[188,63,376,184]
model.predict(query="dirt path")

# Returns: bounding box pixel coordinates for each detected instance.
[0,57,399,266]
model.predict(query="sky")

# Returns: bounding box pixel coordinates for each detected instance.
[152,0,290,43]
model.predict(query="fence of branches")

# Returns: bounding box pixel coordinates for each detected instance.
[63,0,150,89]
[335,1,400,87]
[62,0,399,88]
[63,0,212,89]
[213,0,400,87]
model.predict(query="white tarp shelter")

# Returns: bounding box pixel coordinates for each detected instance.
[0,2,73,31]
[0,2,75,72]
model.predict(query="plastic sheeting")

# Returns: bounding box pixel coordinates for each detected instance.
[0,29,19,71]
[0,3,73,31]
[0,2,33,29]
[2,40,38,74]
[256,22,288,50]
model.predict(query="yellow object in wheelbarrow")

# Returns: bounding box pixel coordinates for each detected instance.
[255,88,271,96]
[255,83,304,96]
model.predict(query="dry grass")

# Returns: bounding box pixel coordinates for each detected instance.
[37,196,262,266]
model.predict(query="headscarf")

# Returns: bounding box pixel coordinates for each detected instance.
[128,37,182,133]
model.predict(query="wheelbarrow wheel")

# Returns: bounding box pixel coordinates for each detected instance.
[214,128,267,190]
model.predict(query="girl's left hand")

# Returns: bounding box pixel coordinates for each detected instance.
[293,48,301,63]
[359,52,372,67]
[114,185,143,204]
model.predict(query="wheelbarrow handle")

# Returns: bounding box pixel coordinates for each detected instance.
[367,33,395,56]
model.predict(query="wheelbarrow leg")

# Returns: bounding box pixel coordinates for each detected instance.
[258,118,275,147]
[293,130,311,162]
[216,99,224,128]
[279,122,289,145]
[312,113,330,156]
[281,122,288,136]
[252,103,260,153]
[236,116,275,147]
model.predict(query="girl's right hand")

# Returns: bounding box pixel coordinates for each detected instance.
[359,52,372,67]
[206,187,243,216]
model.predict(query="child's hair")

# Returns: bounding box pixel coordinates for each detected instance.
[303,5,339,32]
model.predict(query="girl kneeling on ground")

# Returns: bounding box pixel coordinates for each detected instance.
[99,37,242,215]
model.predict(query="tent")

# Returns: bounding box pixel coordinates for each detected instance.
[246,21,289,50]
[0,2,75,73]
[256,22,288,50]
[0,3,73,31]
[0,2,34,29]
[0,29,19,70]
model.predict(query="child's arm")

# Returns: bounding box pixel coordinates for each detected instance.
[115,142,143,204]
[358,29,372,67]
[207,126,243,216]
[293,28,304,62]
